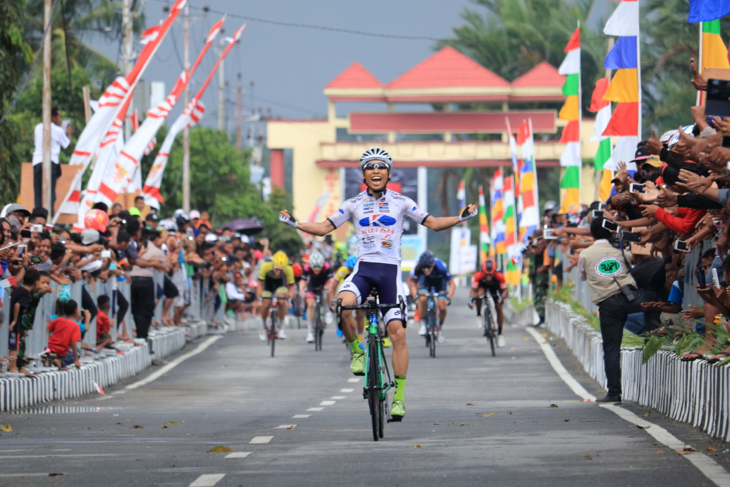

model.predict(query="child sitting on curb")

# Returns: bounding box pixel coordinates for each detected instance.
[47,300,83,370]
[96,295,114,350]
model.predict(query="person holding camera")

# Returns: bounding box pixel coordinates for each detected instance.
[578,217,643,403]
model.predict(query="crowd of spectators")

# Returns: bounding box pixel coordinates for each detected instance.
[0,200,272,377]
[528,58,730,365]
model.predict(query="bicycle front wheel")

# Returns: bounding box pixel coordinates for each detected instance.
[315,308,323,352]
[270,314,277,358]
[368,338,381,441]
[429,316,437,359]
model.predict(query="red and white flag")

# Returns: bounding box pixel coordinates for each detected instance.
[54,0,187,221]
[142,23,245,208]
[96,17,225,209]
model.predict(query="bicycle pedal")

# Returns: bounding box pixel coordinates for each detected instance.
[387,415,403,423]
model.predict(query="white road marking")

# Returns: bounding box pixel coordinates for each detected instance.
[527,326,730,487]
[347,378,360,383]
[340,388,354,393]
[0,450,30,453]
[115,391,126,394]
[307,408,323,412]
[189,473,225,486]
[320,401,335,406]
[224,452,251,459]
[249,436,273,444]
[0,454,116,459]
[0,473,55,478]
[293,415,310,418]
[275,424,296,429]
[331,396,345,399]
[126,336,222,390]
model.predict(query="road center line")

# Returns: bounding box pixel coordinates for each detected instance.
[331,396,345,399]
[189,473,225,486]
[249,436,273,444]
[320,401,335,406]
[347,378,360,383]
[526,326,730,487]
[307,408,323,411]
[126,336,222,390]
[293,415,310,418]
[224,452,251,459]
[275,425,296,429]
[340,388,354,392]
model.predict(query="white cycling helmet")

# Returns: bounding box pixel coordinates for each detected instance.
[359,148,392,170]
[308,250,325,268]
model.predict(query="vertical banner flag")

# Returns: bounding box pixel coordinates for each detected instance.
[478,185,490,263]
[516,120,538,243]
[503,175,520,286]
[506,119,522,236]
[558,27,581,214]
[699,20,730,103]
[141,24,246,208]
[95,17,226,209]
[54,0,186,221]
[491,168,505,258]
[602,0,641,171]
[456,179,466,214]
[589,77,614,202]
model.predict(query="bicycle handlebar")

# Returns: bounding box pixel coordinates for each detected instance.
[338,295,406,313]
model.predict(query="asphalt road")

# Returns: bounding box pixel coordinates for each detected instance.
[1,287,728,486]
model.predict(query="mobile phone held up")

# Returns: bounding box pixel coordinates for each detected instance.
[706,79,730,117]
[629,183,646,194]
[674,240,690,252]
[602,219,618,232]
[621,232,641,242]
[543,228,557,240]
[591,209,602,219]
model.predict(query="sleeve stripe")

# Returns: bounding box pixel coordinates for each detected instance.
[326,217,337,229]
[420,214,431,225]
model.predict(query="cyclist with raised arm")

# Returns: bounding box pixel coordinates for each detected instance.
[407,251,455,342]
[469,258,508,347]
[257,251,295,341]
[280,147,477,420]
[301,250,334,343]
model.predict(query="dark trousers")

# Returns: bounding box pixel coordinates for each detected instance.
[131,277,155,340]
[116,290,129,328]
[598,293,642,396]
[33,163,61,212]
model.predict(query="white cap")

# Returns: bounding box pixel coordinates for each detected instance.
[190,210,201,219]
[81,229,100,245]
[204,234,217,243]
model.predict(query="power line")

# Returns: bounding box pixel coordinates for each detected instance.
[149,0,439,41]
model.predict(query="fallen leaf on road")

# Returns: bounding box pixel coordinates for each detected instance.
[414,445,421,448]
[162,374,169,377]
[131,425,144,429]
[657,450,664,454]
[207,446,231,453]
[637,425,650,430]
[579,398,592,403]
[0,424,12,432]
[541,333,548,338]
[584,455,592,460]
[644,411,651,417]
[706,447,718,452]
[166,421,180,425]
[221,365,229,368]
[483,413,496,417]
[466,403,473,406]
[511,347,517,350]
[48,473,64,477]
[565,420,570,422]
[549,404,558,408]
[161,425,167,429]
[523,337,530,341]
[287,426,295,430]
[509,411,513,415]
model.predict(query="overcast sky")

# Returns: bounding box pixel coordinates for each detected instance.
[89,0,473,129]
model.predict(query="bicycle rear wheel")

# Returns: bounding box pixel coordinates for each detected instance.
[429,314,437,359]
[368,338,380,441]
[315,307,323,352]
[270,314,277,358]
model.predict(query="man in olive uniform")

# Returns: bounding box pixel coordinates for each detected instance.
[578,217,642,403]
[529,230,550,327]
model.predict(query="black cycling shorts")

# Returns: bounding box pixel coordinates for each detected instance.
[338,261,406,326]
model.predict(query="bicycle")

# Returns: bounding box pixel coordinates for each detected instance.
[292,285,303,329]
[338,289,405,441]
[473,293,499,357]
[266,296,288,358]
[311,288,326,351]
[423,288,441,358]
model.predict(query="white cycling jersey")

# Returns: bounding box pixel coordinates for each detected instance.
[327,189,430,266]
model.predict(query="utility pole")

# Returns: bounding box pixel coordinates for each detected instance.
[182,4,191,212]
[121,0,134,140]
[218,35,225,132]
[236,73,242,153]
[42,0,52,213]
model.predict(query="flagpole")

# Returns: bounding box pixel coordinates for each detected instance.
[697,22,704,105]
[577,21,583,205]
[636,0,642,140]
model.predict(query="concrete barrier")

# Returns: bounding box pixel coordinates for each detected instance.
[546,300,730,442]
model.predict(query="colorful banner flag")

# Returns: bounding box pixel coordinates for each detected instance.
[558,27,581,214]
[478,185,490,263]
[95,18,225,209]
[589,78,614,201]
[689,0,730,23]
[456,179,466,214]
[53,0,186,221]
[517,121,539,243]
[491,168,505,257]
[698,20,730,104]
[503,175,521,287]
[141,24,246,208]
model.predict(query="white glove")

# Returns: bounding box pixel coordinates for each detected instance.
[459,207,478,222]
[279,213,298,228]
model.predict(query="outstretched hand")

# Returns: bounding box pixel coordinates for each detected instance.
[279,210,298,228]
[459,204,478,222]
[690,58,708,92]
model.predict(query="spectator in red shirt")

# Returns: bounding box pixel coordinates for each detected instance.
[96,295,113,350]
[47,299,82,370]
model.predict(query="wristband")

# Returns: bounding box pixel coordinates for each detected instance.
[279,213,298,228]
[459,207,478,222]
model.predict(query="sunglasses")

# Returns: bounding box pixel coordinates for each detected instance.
[363,162,389,171]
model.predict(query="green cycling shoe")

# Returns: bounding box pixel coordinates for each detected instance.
[390,400,405,420]
[350,352,365,376]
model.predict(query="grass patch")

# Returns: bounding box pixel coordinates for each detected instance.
[509,297,533,312]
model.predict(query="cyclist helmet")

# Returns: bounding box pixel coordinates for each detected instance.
[359,147,392,170]
[272,251,289,269]
[309,250,325,269]
[83,209,109,233]
[173,209,190,230]
[482,258,497,275]
[418,250,435,268]
[543,200,558,214]
[345,255,358,269]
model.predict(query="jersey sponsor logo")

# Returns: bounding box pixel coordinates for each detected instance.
[358,214,396,227]
[412,206,418,211]
[594,257,623,277]
[381,240,392,248]
[378,202,389,212]
[338,209,344,214]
